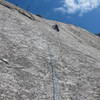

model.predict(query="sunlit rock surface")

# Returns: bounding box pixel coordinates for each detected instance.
[0,0,100,100]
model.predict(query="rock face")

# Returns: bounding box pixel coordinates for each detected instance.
[0,0,100,100]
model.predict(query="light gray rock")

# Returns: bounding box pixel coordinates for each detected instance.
[0,0,100,100]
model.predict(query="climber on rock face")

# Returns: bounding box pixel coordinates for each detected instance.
[52,24,60,32]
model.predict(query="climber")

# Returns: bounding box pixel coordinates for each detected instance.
[52,24,60,32]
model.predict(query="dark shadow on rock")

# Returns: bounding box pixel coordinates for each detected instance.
[35,14,42,18]
[52,24,60,32]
